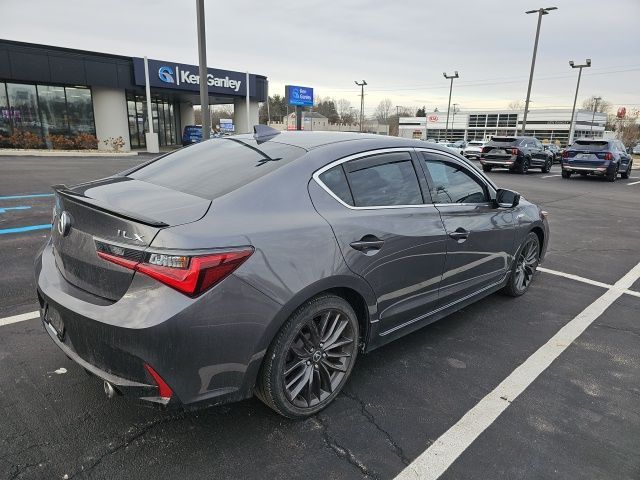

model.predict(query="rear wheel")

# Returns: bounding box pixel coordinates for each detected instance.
[541,157,552,173]
[482,165,492,172]
[606,165,618,182]
[517,157,530,174]
[256,295,359,419]
[621,161,632,179]
[561,170,571,179]
[502,232,540,297]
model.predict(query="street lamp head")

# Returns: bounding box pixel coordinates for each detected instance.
[586,58,591,66]
[442,72,447,78]
[454,71,459,78]
[569,60,574,67]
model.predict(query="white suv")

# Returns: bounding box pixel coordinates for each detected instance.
[464,141,486,159]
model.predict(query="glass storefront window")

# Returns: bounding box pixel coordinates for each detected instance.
[6,83,42,137]
[38,85,68,137]
[125,92,178,148]
[0,83,10,137]
[65,87,95,135]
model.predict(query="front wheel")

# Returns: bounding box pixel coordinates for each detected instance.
[502,232,540,297]
[561,170,571,179]
[541,157,552,173]
[256,295,359,419]
[482,164,492,172]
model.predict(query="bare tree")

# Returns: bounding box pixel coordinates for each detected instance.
[374,98,393,124]
[582,96,612,113]
[508,100,524,110]
[615,109,640,148]
[211,105,234,130]
[337,99,353,124]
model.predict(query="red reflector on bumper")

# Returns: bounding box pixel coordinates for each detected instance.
[144,364,173,400]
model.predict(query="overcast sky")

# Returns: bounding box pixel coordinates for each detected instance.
[2,0,639,115]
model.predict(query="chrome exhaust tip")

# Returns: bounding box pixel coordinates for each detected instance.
[104,381,117,399]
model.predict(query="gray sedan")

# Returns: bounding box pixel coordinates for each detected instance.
[35,128,549,418]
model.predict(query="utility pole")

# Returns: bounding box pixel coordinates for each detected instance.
[521,6,557,135]
[396,105,401,137]
[590,96,601,135]
[443,71,459,141]
[568,58,591,144]
[355,80,367,132]
[196,0,210,140]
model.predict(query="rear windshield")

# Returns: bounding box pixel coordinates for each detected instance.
[488,137,520,146]
[570,140,609,151]
[468,142,483,146]
[129,138,306,200]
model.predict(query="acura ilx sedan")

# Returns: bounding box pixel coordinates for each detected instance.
[36,127,549,418]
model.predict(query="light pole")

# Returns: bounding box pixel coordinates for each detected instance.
[355,80,367,132]
[521,6,557,135]
[443,71,459,141]
[396,105,401,137]
[452,103,459,139]
[590,96,601,135]
[196,0,210,140]
[568,58,591,144]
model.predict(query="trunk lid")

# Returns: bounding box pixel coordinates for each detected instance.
[51,177,211,300]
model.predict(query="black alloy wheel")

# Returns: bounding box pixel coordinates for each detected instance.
[561,170,571,179]
[606,164,618,182]
[517,157,530,174]
[256,295,359,418]
[541,157,552,173]
[482,164,492,172]
[503,232,540,297]
[621,161,632,179]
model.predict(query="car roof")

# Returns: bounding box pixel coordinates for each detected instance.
[231,130,435,152]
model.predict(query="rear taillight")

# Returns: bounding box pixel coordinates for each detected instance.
[562,150,569,158]
[604,152,613,161]
[510,148,519,156]
[97,247,254,297]
[481,146,491,153]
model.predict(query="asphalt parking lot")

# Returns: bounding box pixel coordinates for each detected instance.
[1,154,639,479]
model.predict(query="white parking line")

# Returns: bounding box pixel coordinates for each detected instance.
[541,174,561,178]
[537,267,613,289]
[0,310,40,327]
[626,180,640,186]
[394,261,640,480]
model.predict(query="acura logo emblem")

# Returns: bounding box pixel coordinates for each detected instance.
[57,211,72,237]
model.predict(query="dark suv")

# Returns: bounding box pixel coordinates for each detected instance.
[561,138,633,182]
[480,136,553,174]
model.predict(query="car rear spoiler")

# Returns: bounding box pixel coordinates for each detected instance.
[52,184,169,228]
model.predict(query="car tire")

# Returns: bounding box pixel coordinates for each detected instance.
[561,170,571,179]
[606,165,618,182]
[255,294,359,419]
[502,232,540,297]
[621,161,632,179]
[541,157,552,173]
[517,157,530,174]
[482,165,492,172]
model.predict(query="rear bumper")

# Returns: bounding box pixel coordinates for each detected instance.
[561,163,613,175]
[35,240,283,409]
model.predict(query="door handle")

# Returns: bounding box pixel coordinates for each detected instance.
[448,228,469,241]
[350,236,384,252]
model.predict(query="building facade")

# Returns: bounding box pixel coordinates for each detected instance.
[399,108,607,145]
[0,39,268,151]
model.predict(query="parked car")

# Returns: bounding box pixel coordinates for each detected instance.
[442,142,465,156]
[632,143,640,155]
[182,125,217,146]
[544,144,561,163]
[464,140,486,159]
[36,128,549,419]
[480,136,554,174]
[561,138,633,181]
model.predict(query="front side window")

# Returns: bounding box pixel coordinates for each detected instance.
[343,152,423,207]
[421,155,488,204]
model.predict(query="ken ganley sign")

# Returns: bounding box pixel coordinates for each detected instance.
[133,58,258,98]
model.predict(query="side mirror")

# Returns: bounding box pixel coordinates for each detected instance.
[494,188,520,208]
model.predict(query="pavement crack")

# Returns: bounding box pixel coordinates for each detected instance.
[67,414,178,479]
[341,391,411,466]
[314,415,380,479]
[595,323,640,339]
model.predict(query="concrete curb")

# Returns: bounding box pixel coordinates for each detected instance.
[0,150,138,157]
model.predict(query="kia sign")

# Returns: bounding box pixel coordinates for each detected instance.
[617,107,627,119]
[427,115,439,123]
[133,58,258,97]
[286,85,314,107]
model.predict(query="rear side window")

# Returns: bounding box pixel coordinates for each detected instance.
[319,165,354,206]
[343,152,423,207]
[130,138,305,200]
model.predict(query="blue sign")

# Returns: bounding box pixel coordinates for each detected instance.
[133,58,259,98]
[286,85,314,107]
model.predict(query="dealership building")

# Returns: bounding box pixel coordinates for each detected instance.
[0,39,268,151]
[399,108,607,145]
